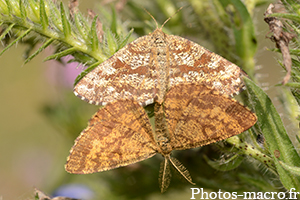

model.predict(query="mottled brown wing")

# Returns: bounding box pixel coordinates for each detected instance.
[65,100,158,174]
[167,35,247,97]
[74,35,158,106]
[75,30,246,107]
[164,84,257,150]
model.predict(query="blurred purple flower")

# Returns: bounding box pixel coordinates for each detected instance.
[45,56,84,89]
[52,184,94,200]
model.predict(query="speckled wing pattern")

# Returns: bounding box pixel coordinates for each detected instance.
[167,35,246,96]
[74,34,157,106]
[74,28,246,106]
[65,99,158,174]
[164,84,257,150]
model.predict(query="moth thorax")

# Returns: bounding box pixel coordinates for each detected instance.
[153,32,166,47]
[157,135,172,154]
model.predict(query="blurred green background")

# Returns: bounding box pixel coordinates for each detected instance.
[0,0,289,199]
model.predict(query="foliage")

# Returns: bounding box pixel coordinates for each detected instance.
[1,0,300,199]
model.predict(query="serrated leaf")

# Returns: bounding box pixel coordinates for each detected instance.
[47,0,60,25]
[60,2,71,38]
[71,52,98,65]
[88,15,99,51]
[244,77,300,191]
[39,0,48,30]
[25,38,54,64]
[0,23,15,41]
[44,47,76,61]
[204,154,244,171]
[0,28,31,56]
[118,28,133,50]
[19,0,26,20]
[4,0,12,14]
[74,13,88,40]
[105,28,117,55]
[28,0,39,19]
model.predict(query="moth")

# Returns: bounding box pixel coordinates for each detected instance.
[66,84,257,192]
[73,16,247,106]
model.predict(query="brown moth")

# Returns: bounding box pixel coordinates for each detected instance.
[66,84,257,192]
[73,14,247,106]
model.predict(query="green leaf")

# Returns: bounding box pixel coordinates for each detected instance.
[268,13,300,24]
[281,0,300,13]
[74,13,88,40]
[47,0,60,25]
[4,0,12,14]
[110,5,117,36]
[118,28,133,50]
[289,49,300,57]
[229,0,257,76]
[238,174,276,192]
[279,161,300,176]
[88,16,99,52]
[204,154,244,171]
[44,47,76,61]
[105,28,117,55]
[0,28,31,56]
[244,77,300,191]
[0,23,15,41]
[290,59,300,84]
[60,2,71,38]
[71,52,97,66]
[297,135,300,145]
[39,0,48,30]
[25,38,54,64]
[283,82,300,89]
[28,0,39,20]
[19,0,26,20]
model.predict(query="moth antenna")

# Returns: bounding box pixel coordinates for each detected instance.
[143,8,159,29]
[161,6,183,29]
[158,158,171,193]
[168,156,195,185]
